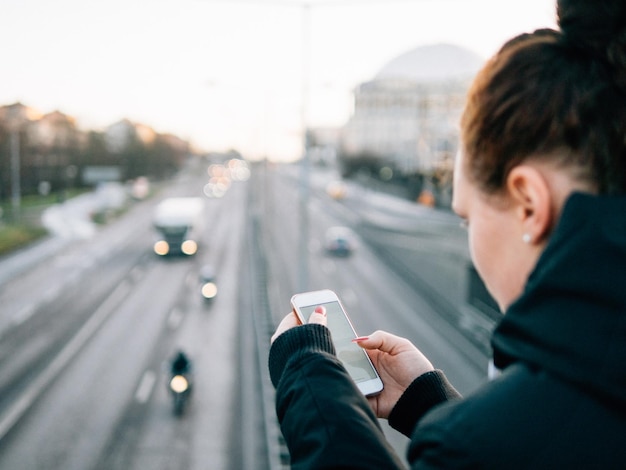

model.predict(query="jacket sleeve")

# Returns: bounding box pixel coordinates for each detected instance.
[269,324,406,469]
[388,370,462,437]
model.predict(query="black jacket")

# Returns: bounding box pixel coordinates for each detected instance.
[269,193,626,469]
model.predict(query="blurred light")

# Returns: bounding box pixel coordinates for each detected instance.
[154,240,170,256]
[218,176,231,188]
[181,240,198,255]
[131,176,150,199]
[203,183,215,197]
[201,282,218,299]
[380,167,393,181]
[326,180,347,200]
[232,166,250,181]
[208,177,231,196]
[203,182,226,198]
[208,164,226,178]
[417,189,435,207]
[170,375,189,393]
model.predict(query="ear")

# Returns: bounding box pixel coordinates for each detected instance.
[506,165,553,244]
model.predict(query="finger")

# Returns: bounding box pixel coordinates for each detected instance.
[352,330,411,354]
[292,308,304,325]
[271,311,301,344]
[308,305,327,326]
[281,310,301,328]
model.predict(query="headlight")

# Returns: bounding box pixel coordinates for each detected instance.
[201,282,218,299]
[154,240,170,255]
[170,375,189,393]
[181,240,198,255]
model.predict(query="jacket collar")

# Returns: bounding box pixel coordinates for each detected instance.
[492,192,626,405]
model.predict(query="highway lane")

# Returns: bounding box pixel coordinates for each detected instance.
[258,162,491,465]
[0,160,253,469]
[94,177,249,470]
[0,206,156,434]
[263,163,490,381]
[0,167,199,421]
[0,159,494,469]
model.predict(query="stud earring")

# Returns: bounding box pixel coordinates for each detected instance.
[522,233,532,244]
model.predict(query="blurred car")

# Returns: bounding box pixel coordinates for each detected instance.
[324,226,355,257]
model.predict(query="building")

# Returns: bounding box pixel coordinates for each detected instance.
[0,102,42,125]
[0,103,191,199]
[0,103,83,198]
[340,43,484,176]
[104,119,156,154]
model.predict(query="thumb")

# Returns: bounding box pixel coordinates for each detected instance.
[352,330,411,355]
[308,305,327,326]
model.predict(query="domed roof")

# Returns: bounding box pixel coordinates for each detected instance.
[375,43,485,82]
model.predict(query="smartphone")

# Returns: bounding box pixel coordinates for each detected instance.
[291,289,383,397]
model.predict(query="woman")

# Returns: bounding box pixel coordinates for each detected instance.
[269,0,626,467]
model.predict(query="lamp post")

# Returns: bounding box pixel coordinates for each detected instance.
[297,2,311,292]
[9,114,22,219]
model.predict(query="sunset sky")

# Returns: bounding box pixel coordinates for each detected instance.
[0,0,557,160]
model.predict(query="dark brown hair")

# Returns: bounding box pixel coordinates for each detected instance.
[461,0,626,195]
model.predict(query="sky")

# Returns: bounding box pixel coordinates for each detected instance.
[0,0,557,161]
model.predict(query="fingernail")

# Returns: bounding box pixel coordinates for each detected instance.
[352,336,369,342]
[314,306,326,316]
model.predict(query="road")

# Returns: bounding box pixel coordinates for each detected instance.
[0,159,494,469]
[256,163,492,464]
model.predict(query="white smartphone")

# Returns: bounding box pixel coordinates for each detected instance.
[290,289,383,397]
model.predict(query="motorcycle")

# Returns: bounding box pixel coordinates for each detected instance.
[168,350,193,416]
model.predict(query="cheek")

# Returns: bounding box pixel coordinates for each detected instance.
[468,225,493,280]
[467,220,510,310]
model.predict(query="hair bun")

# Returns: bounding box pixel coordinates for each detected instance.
[558,0,626,89]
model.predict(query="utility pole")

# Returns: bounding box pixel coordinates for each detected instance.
[10,122,21,219]
[297,2,311,293]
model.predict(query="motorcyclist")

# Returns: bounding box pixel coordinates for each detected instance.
[170,350,191,375]
[168,350,193,415]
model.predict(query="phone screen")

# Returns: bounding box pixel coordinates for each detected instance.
[297,301,379,384]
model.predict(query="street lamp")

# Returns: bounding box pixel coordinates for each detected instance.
[10,127,21,216]
[297,2,311,292]
[6,107,23,219]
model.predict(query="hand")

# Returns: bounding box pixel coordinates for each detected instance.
[270,306,327,344]
[354,331,434,419]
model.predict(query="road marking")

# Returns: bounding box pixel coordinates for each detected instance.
[130,266,143,282]
[41,284,62,303]
[0,280,131,441]
[135,370,156,404]
[320,259,335,274]
[11,304,36,326]
[341,288,357,307]
[168,308,184,329]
